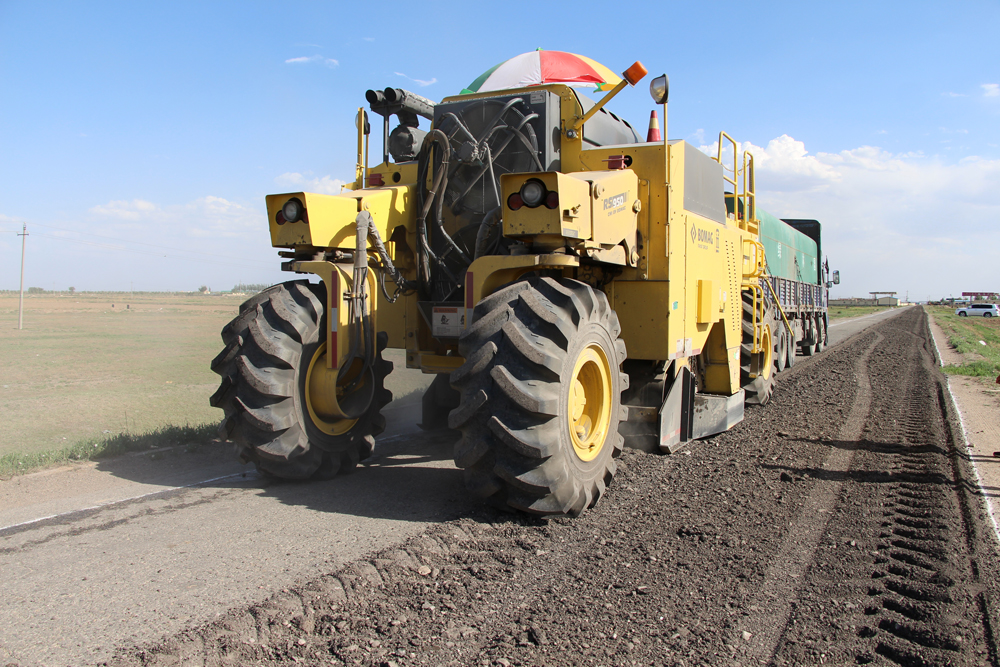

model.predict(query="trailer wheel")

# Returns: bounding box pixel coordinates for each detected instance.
[801,317,815,357]
[786,326,797,368]
[449,276,628,516]
[774,325,787,373]
[741,291,775,405]
[814,314,826,353]
[210,280,392,479]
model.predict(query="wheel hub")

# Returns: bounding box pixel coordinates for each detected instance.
[568,344,612,462]
[305,343,362,436]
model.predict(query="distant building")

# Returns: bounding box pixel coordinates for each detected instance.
[876,296,899,306]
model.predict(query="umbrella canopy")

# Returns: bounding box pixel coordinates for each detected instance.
[461,50,621,94]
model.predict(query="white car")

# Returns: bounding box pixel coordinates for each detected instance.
[956,303,999,317]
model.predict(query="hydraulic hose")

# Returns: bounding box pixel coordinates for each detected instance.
[337,212,376,412]
[416,129,468,293]
[474,207,502,260]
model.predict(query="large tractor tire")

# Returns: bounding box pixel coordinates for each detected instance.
[210,280,392,479]
[449,276,628,516]
[741,291,775,405]
[814,313,827,353]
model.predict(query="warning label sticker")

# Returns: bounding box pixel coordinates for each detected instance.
[432,307,465,338]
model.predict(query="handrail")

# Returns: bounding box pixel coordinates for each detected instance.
[715,131,758,233]
[742,150,756,233]
[717,132,739,224]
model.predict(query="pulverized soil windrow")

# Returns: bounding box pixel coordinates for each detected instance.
[108,307,1000,667]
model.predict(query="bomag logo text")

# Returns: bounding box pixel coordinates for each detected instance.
[690,226,714,244]
[603,192,627,213]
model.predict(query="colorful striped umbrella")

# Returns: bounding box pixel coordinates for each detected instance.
[461,50,621,95]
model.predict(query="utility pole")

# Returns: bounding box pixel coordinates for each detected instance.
[17,223,27,330]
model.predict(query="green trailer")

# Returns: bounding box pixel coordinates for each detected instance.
[758,209,819,285]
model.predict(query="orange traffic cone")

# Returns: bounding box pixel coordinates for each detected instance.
[646,110,662,142]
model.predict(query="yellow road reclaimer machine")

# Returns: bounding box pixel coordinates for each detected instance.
[211,61,795,516]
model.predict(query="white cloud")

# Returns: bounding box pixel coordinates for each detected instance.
[982,83,999,97]
[274,172,346,195]
[363,37,375,42]
[942,92,968,98]
[699,135,1000,300]
[88,199,159,220]
[394,72,437,87]
[88,196,259,239]
[285,55,339,68]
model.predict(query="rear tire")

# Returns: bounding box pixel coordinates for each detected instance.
[210,281,392,479]
[450,276,628,516]
[741,291,775,405]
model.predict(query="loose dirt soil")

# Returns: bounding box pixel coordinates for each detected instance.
[102,307,1000,667]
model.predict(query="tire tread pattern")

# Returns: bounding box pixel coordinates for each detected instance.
[450,276,627,516]
[210,280,392,479]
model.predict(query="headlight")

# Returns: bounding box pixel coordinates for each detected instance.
[520,180,546,208]
[282,198,303,223]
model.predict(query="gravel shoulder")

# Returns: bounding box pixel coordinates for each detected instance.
[927,313,1000,541]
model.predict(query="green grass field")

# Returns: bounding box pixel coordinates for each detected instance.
[0,292,244,473]
[828,305,893,320]
[927,306,1000,380]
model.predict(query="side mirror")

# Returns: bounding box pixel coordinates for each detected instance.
[832,270,840,285]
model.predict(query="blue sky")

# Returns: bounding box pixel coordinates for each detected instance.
[1,1,998,300]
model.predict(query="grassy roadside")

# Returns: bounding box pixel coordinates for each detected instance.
[0,292,237,459]
[828,305,892,320]
[0,423,219,478]
[927,306,1000,379]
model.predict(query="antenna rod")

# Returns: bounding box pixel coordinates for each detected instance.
[18,223,27,330]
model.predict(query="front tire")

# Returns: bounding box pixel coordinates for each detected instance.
[210,281,392,479]
[449,276,628,516]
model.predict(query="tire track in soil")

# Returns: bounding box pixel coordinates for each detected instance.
[103,308,1000,667]
[732,329,883,664]
[770,307,1000,667]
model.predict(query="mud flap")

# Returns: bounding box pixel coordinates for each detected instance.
[690,390,744,440]
[659,367,745,453]
[658,367,694,453]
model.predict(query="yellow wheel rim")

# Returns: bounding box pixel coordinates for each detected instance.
[568,344,612,462]
[304,342,359,436]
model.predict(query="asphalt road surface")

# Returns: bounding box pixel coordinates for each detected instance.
[10,306,987,667]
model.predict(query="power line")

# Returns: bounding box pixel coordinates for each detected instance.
[28,231,275,271]
[0,220,274,267]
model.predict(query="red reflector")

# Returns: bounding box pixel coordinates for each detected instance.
[507,192,524,210]
[367,172,384,187]
[545,191,559,209]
